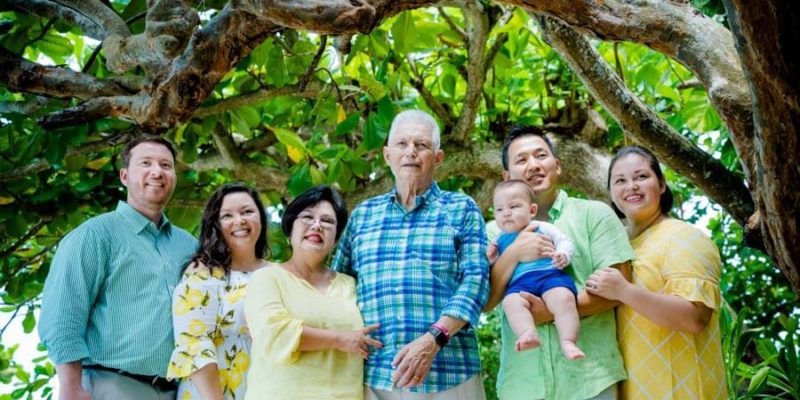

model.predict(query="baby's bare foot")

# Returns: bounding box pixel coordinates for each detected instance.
[561,340,585,360]
[515,329,541,352]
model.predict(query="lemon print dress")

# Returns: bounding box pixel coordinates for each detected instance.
[168,266,252,400]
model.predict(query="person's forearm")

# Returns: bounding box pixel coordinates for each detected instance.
[56,362,84,391]
[576,261,632,317]
[535,261,632,322]
[485,249,518,311]
[298,326,341,352]
[188,364,224,400]
[434,316,467,338]
[618,286,712,332]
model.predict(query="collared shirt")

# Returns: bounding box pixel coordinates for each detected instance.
[39,201,197,377]
[333,182,489,393]
[487,190,635,400]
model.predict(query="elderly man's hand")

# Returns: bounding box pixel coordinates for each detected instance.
[391,333,439,388]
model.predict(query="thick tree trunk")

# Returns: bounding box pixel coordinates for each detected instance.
[724,1,800,295]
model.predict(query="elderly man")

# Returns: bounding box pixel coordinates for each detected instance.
[39,136,197,400]
[333,109,489,399]
[485,125,635,400]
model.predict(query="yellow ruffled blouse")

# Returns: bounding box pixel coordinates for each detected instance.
[244,265,364,400]
[618,218,727,399]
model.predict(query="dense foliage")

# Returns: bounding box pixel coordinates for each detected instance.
[0,1,797,399]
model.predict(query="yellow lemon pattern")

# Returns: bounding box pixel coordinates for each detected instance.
[167,267,253,400]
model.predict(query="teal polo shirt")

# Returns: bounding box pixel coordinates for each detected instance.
[487,190,635,400]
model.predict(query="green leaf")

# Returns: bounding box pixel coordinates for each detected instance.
[747,365,771,394]
[391,11,416,54]
[363,112,388,150]
[73,174,102,193]
[235,106,261,128]
[64,155,87,172]
[441,73,456,98]
[313,144,348,160]
[287,163,312,197]
[334,113,361,137]
[44,141,67,166]
[22,311,35,334]
[266,45,288,87]
[271,127,307,153]
[376,95,396,128]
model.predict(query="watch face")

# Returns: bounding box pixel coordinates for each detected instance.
[429,326,448,347]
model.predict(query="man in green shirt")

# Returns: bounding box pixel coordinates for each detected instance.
[39,136,197,400]
[485,125,635,400]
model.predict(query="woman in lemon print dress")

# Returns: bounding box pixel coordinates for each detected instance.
[168,183,268,399]
[586,146,727,399]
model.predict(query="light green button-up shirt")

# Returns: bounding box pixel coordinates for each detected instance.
[487,190,635,400]
[39,201,197,376]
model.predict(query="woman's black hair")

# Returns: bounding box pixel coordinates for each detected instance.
[188,182,269,272]
[282,185,348,240]
[607,145,674,218]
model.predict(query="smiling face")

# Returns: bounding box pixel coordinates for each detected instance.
[503,135,561,199]
[219,191,262,253]
[120,141,177,215]
[290,201,338,256]
[383,121,444,188]
[493,185,538,234]
[609,153,666,224]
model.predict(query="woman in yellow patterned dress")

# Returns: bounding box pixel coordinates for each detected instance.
[586,146,727,399]
[167,183,268,399]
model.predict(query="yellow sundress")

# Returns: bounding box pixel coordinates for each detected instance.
[618,218,727,399]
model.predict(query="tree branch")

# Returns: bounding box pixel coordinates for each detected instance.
[438,7,467,42]
[535,13,755,227]
[723,0,800,293]
[102,0,199,74]
[451,0,489,143]
[401,54,456,128]
[0,218,51,258]
[38,95,146,129]
[502,0,756,187]
[7,0,129,41]
[193,82,323,118]
[0,46,131,100]
[0,132,135,183]
[299,36,328,90]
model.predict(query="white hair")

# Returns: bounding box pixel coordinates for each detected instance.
[388,109,441,151]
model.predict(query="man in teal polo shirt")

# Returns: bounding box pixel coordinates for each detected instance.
[484,125,634,400]
[39,136,197,400]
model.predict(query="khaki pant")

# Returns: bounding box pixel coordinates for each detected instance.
[81,369,176,400]
[365,374,486,400]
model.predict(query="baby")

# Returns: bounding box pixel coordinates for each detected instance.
[488,180,584,360]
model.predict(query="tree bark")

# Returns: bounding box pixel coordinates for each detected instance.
[502,0,756,186]
[723,0,800,294]
[536,14,755,228]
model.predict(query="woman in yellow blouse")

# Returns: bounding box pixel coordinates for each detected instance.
[168,183,269,399]
[244,185,382,400]
[586,146,727,399]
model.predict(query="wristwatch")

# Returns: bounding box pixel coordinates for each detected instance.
[427,325,450,348]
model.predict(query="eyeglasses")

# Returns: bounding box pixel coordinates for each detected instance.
[297,215,336,231]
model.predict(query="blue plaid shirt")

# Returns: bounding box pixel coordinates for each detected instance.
[333,182,489,393]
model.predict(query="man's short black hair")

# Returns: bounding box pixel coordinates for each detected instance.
[501,125,556,171]
[121,135,178,168]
